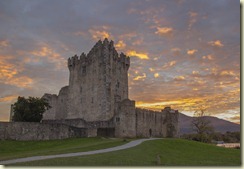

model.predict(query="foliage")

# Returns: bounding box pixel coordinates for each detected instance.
[12,96,51,122]
[182,131,240,143]
[8,139,241,166]
[211,131,240,143]
[191,108,214,143]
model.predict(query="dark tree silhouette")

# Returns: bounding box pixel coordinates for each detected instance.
[191,108,214,142]
[12,96,50,122]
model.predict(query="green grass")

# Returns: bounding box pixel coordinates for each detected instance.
[0,137,127,161]
[7,139,241,166]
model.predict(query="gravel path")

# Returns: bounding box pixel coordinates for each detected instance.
[0,138,162,165]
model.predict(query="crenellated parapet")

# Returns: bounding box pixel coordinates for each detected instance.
[67,38,130,71]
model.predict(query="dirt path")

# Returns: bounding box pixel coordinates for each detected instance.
[0,138,162,165]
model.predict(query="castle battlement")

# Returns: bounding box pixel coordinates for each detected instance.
[68,38,130,70]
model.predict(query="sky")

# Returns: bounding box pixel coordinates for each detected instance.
[0,0,240,123]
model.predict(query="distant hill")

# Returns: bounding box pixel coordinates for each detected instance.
[179,113,240,135]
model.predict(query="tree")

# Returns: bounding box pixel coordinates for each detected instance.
[191,108,214,143]
[12,96,50,122]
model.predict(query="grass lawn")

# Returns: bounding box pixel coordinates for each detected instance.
[6,138,241,166]
[0,137,127,161]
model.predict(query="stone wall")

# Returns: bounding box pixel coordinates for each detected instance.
[135,108,167,137]
[42,118,115,129]
[114,99,136,138]
[0,122,87,141]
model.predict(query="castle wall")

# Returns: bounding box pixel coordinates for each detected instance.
[135,108,167,137]
[0,122,87,141]
[56,86,69,119]
[114,106,179,138]
[114,99,136,138]
[42,94,58,120]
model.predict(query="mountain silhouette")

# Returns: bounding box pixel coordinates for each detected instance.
[179,113,240,135]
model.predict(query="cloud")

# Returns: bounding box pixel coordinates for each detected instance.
[208,40,224,47]
[174,76,185,81]
[133,73,146,81]
[0,95,18,103]
[187,49,198,55]
[162,61,176,69]
[115,40,126,50]
[188,11,198,30]
[171,48,181,52]
[192,71,199,75]
[155,27,173,36]
[220,70,235,76]
[89,29,111,41]
[132,37,144,46]
[74,31,87,37]
[171,48,181,56]
[202,54,214,60]
[0,63,33,88]
[0,40,9,47]
[127,50,149,60]
[0,60,33,88]
[22,44,66,69]
[154,73,159,78]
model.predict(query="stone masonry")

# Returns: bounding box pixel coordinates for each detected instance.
[41,38,179,138]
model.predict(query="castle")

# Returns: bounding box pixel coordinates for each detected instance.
[41,38,179,138]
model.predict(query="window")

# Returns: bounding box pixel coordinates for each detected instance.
[116,117,120,122]
[82,66,86,73]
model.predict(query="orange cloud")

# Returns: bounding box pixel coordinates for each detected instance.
[115,40,126,50]
[171,48,181,52]
[0,95,18,103]
[188,11,198,30]
[162,61,176,69]
[154,73,159,78]
[0,59,33,88]
[174,76,185,80]
[132,37,144,46]
[192,71,199,75]
[0,40,9,47]
[187,49,198,55]
[155,27,173,36]
[0,61,18,79]
[202,54,214,60]
[133,73,146,81]
[8,76,33,88]
[26,45,66,69]
[127,50,149,60]
[89,29,110,40]
[208,40,224,47]
[220,70,235,76]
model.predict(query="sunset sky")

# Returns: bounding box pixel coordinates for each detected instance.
[0,0,240,123]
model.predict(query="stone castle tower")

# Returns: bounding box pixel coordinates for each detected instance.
[43,39,129,121]
[42,38,179,138]
[67,39,129,121]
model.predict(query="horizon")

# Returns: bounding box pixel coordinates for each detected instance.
[0,0,240,124]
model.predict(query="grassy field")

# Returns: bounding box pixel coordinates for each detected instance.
[4,138,241,166]
[0,137,127,161]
